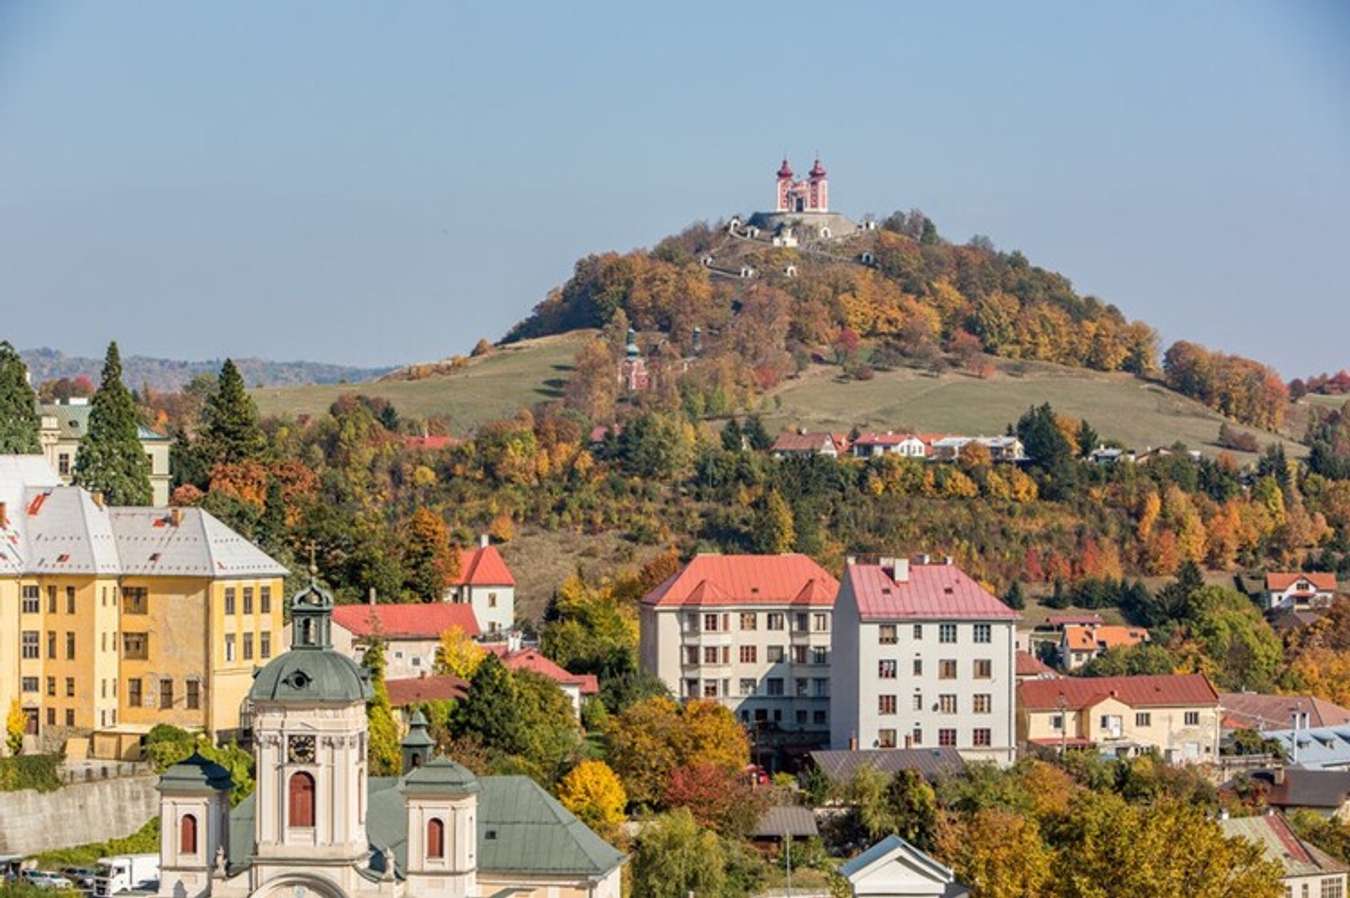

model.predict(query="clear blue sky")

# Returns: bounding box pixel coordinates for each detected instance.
[2,1,1347,375]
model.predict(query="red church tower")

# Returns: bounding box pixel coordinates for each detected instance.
[775,157,829,213]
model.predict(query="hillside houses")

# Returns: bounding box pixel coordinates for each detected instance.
[769,429,1026,462]
[1058,623,1150,670]
[1265,571,1338,611]
[771,430,850,458]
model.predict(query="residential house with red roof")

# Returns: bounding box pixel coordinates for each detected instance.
[330,600,479,680]
[486,645,599,718]
[1015,650,1059,682]
[1017,673,1221,763]
[446,534,516,635]
[1266,572,1338,612]
[1218,812,1347,897]
[830,557,1020,766]
[849,432,932,459]
[639,553,840,736]
[1058,624,1150,670]
[770,430,849,459]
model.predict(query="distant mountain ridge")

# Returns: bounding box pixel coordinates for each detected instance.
[21,347,392,392]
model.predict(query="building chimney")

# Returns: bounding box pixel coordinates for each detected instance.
[479,533,490,549]
[1219,808,1229,820]
[368,587,377,606]
[169,507,182,527]
[944,555,954,566]
[1274,767,1286,785]
[917,553,930,565]
[845,555,856,567]
[848,733,858,752]
[892,558,910,582]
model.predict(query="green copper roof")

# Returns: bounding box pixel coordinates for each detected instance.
[158,751,234,793]
[402,757,479,795]
[249,648,373,703]
[401,713,436,751]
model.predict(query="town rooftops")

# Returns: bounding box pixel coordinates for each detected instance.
[453,540,515,587]
[642,553,840,608]
[752,806,819,839]
[485,646,599,695]
[1044,613,1105,628]
[1220,692,1350,732]
[1018,673,1218,712]
[1218,813,1347,879]
[1262,725,1350,769]
[1249,769,1350,810]
[41,401,168,443]
[1015,651,1058,678]
[1266,572,1338,592]
[331,602,480,640]
[384,675,469,707]
[808,748,966,785]
[1062,624,1148,652]
[843,560,1018,622]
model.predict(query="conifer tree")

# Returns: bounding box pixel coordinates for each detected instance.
[1004,580,1027,611]
[200,359,268,466]
[452,654,527,756]
[752,490,796,554]
[73,342,152,505]
[0,341,40,453]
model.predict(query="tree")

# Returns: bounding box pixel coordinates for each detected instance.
[605,697,748,807]
[435,625,486,679]
[359,638,402,776]
[1004,581,1026,611]
[511,670,584,783]
[564,337,618,423]
[0,341,40,453]
[1075,419,1099,458]
[403,508,459,602]
[558,760,627,842]
[199,359,268,466]
[883,770,940,851]
[720,418,744,452]
[663,763,767,837]
[742,415,773,451]
[73,342,152,505]
[452,654,527,756]
[752,490,796,554]
[6,699,26,756]
[1016,403,1073,469]
[630,808,727,898]
[936,809,1053,898]
[1080,643,1177,677]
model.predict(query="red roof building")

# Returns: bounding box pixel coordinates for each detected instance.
[385,674,469,707]
[1015,650,1059,681]
[452,542,516,587]
[487,646,599,695]
[844,559,1019,622]
[332,602,480,640]
[642,553,839,608]
[1019,673,1219,711]
[1219,692,1350,732]
[1265,572,1338,611]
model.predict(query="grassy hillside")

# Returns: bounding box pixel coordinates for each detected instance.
[762,355,1306,463]
[251,331,592,430]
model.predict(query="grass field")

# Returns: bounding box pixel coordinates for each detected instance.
[762,357,1305,463]
[251,331,593,431]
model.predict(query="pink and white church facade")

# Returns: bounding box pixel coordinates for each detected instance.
[775,157,829,213]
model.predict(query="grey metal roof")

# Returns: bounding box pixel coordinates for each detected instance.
[809,748,966,784]
[249,647,373,704]
[40,402,168,442]
[1251,768,1350,809]
[1263,725,1350,769]
[752,805,819,839]
[1218,814,1348,878]
[402,757,479,795]
[110,507,289,577]
[0,456,62,575]
[158,752,234,792]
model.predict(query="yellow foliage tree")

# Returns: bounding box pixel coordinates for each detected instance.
[937,809,1053,898]
[558,759,627,842]
[435,626,487,679]
[6,699,26,755]
[1291,648,1350,706]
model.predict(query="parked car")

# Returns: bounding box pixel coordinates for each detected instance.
[22,870,75,890]
[60,867,100,893]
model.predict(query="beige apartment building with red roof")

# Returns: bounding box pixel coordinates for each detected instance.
[639,554,840,735]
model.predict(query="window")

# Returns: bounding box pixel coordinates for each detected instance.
[224,588,236,614]
[685,679,699,698]
[46,708,55,726]
[703,646,719,665]
[703,613,719,632]
[66,587,76,615]
[796,678,809,697]
[160,679,174,709]
[913,693,924,711]
[939,728,957,747]
[225,634,236,662]
[21,677,37,693]
[740,678,756,696]
[260,586,271,613]
[912,624,923,639]
[186,680,200,710]
[813,613,828,632]
[66,678,75,697]
[46,677,55,696]
[65,709,74,726]
[973,659,992,679]
[939,659,957,680]
[123,633,149,660]
[47,631,56,659]
[973,728,991,747]
[767,613,785,631]
[65,632,75,660]
[288,772,316,828]
[974,623,991,643]
[767,646,784,663]
[703,680,718,698]
[58,453,70,475]
[128,679,142,708]
[1135,712,1152,727]
[913,658,923,675]
[1051,714,1064,730]
[427,818,445,859]
[794,613,809,632]
[939,623,957,643]
[684,646,699,666]
[740,612,757,630]
[877,728,896,748]
[792,645,808,664]
[488,592,497,608]
[813,710,827,725]
[685,613,698,633]
[813,678,828,697]
[242,587,252,614]
[879,695,897,715]
[878,660,897,679]
[1184,711,1200,726]
[21,586,39,614]
[912,727,923,746]
[767,678,784,696]
[812,646,828,665]
[260,631,272,659]
[22,632,39,659]
[939,694,957,714]
[740,645,757,664]
[180,814,198,855]
[974,694,992,714]
[115,585,147,615]
[1322,877,1344,898]
[879,625,897,645]
[795,710,808,725]
[47,586,56,613]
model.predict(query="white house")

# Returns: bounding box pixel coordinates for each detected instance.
[445,535,516,635]
[839,835,969,898]
[1265,572,1337,611]
[830,557,1019,766]
[851,432,930,459]
[771,431,848,459]
[330,601,480,680]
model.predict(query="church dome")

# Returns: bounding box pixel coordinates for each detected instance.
[777,158,794,179]
[809,158,827,178]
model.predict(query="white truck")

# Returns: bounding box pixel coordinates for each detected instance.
[94,855,159,896]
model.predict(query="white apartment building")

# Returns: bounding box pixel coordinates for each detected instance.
[830,557,1019,765]
[639,554,840,734]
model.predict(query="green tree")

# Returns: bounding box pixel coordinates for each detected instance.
[1016,403,1072,469]
[512,669,584,783]
[884,770,940,851]
[359,638,402,775]
[1003,581,1026,611]
[73,342,152,505]
[752,490,796,554]
[451,654,527,756]
[1076,419,1099,458]
[1080,643,1178,677]
[0,341,40,453]
[630,808,727,898]
[742,415,772,451]
[720,419,744,452]
[199,359,268,466]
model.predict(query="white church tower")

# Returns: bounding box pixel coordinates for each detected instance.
[156,753,234,898]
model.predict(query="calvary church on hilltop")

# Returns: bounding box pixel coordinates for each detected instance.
[155,571,623,898]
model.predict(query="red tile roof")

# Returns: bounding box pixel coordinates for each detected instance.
[453,544,515,586]
[331,602,480,640]
[1016,650,1057,678]
[403,435,461,451]
[1019,673,1218,711]
[771,432,841,453]
[1046,614,1105,628]
[1267,572,1338,592]
[385,674,469,706]
[1062,624,1149,652]
[642,554,840,608]
[844,562,1018,622]
[485,646,599,694]
[1219,692,1350,731]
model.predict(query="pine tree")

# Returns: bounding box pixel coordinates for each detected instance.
[452,654,527,756]
[73,342,152,505]
[0,341,40,453]
[720,418,743,453]
[752,490,796,554]
[200,359,268,466]
[1004,580,1026,611]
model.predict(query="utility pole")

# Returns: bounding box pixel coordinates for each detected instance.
[784,824,792,898]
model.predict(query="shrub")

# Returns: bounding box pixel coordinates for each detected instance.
[0,753,62,792]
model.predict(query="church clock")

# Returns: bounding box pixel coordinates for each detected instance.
[287,735,316,764]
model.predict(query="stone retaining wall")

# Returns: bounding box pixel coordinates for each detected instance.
[0,774,158,855]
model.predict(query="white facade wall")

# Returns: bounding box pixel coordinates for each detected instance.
[451,584,514,636]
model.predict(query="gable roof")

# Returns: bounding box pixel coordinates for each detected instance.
[452,544,515,587]
[1218,813,1348,878]
[1016,651,1058,678]
[843,562,1018,622]
[1220,692,1350,731]
[1250,769,1350,809]
[385,675,469,707]
[1045,613,1105,628]
[809,748,966,784]
[642,554,839,608]
[1267,572,1338,592]
[852,431,928,447]
[1062,624,1149,652]
[839,834,957,886]
[484,647,598,694]
[1018,674,1218,711]
[332,603,480,640]
[771,431,839,453]
[752,806,819,839]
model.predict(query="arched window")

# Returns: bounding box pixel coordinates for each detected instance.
[426,818,445,859]
[180,814,198,855]
[288,771,316,828]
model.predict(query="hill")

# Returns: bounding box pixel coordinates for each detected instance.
[251,331,590,429]
[21,347,391,392]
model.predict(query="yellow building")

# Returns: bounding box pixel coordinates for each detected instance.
[0,455,287,757]
[38,399,172,506]
[1017,672,1221,764]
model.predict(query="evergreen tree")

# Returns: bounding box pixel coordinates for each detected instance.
[752,490,796,554]
[1004,580,1026,611]
[1016,403,1073,468]
[359,638,402,775]
[73,342,152,505]
[452,654,527,755]
[742,415,772,451]
[1076,419,1099,458]
[256,478,287,555]
[1045,578,1070,610]
[200,359,268,466]
[0,341,40,453]
[720,418,743,453]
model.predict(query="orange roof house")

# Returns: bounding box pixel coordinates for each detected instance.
[642,554,839,608]
[1059,624,1149,670]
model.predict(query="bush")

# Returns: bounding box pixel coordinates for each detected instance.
[0,753,62,792]
[31,817,160,869]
